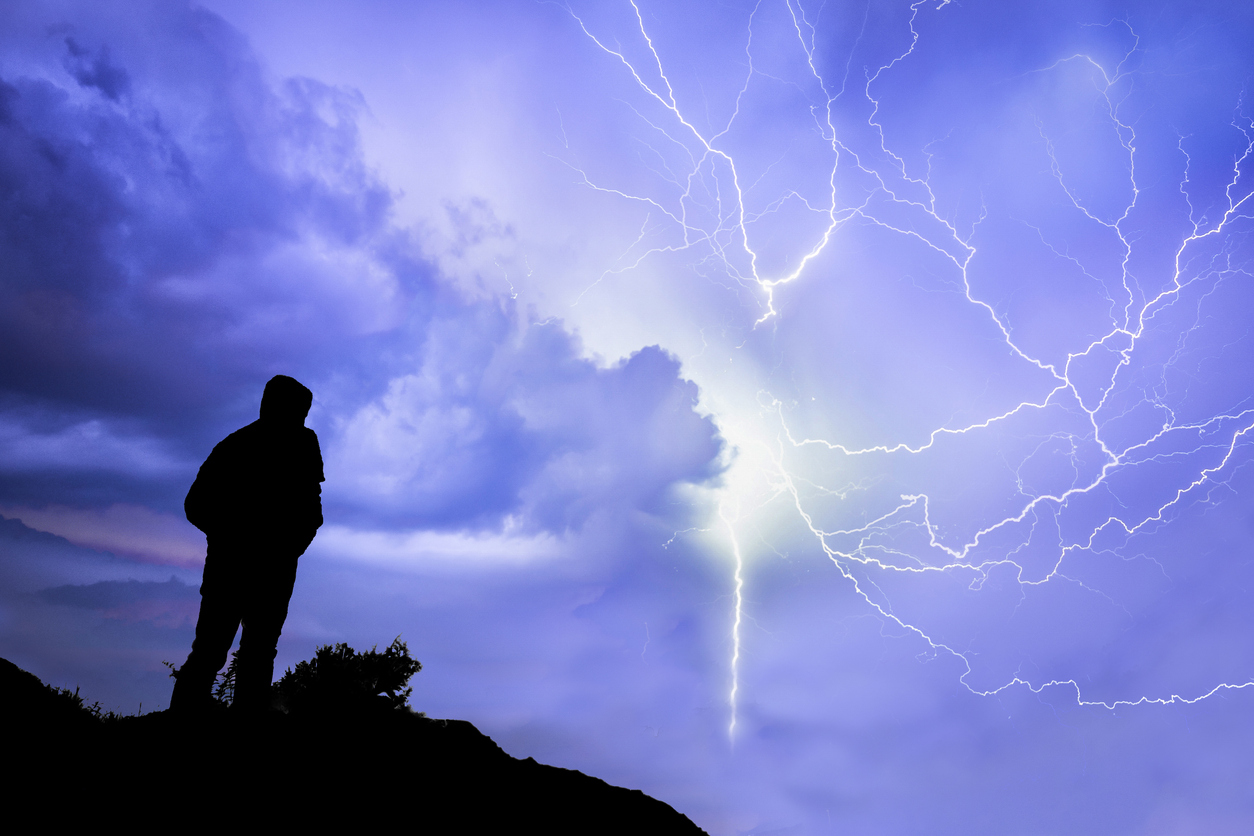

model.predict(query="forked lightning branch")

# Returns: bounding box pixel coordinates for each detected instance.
[563,0,1254,737]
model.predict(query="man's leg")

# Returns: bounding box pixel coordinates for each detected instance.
[233,552,300,712]
[172,587,242,710]
[171,542,244,711]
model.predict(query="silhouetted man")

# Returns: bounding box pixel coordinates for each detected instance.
[171,375,324,713]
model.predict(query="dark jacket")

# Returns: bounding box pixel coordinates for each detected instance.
[185,420,324,543]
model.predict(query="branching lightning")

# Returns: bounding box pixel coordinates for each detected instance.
[561,1,1254,738]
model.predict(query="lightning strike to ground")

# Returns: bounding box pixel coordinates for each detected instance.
[562,1,1254,738]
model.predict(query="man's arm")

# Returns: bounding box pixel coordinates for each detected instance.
[296,428,324,551]
[184,447,221,535]
[184,429,251,536]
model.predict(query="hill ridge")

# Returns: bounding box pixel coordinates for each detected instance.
[3,657,707,834]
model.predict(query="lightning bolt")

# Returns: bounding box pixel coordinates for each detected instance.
[560,1,1254,738]
[719,500,747,739]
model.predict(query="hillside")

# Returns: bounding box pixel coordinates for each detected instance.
[3,657,707,833]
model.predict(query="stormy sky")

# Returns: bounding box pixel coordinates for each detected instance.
[3,1,1254,833]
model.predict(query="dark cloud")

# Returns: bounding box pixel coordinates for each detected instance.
[0,11,401,424]
[35,575,199,630]
[0,514,199,598]
[37,576,197,610]
[0,2,724,531]
[0,36,326,471]
[63,37,131,101]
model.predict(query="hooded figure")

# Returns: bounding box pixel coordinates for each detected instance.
[172,375,324,712]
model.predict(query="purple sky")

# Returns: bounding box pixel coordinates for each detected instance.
[3,1,1254,832]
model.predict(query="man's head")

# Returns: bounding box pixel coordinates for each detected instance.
[260,375,313,425]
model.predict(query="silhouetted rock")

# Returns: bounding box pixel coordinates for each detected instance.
[5,658,707,834]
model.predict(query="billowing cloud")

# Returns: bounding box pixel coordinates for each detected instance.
[0,0,724,543]
[331,318,722,531]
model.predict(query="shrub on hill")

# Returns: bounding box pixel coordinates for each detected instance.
[170,637,423,714]
[272,637,422,713]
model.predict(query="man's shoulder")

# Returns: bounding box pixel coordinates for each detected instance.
[215,420,264,447]
[201,420,264,461]
[209,421,318,455]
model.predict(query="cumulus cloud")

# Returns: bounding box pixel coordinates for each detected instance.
[330,313,722,532]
